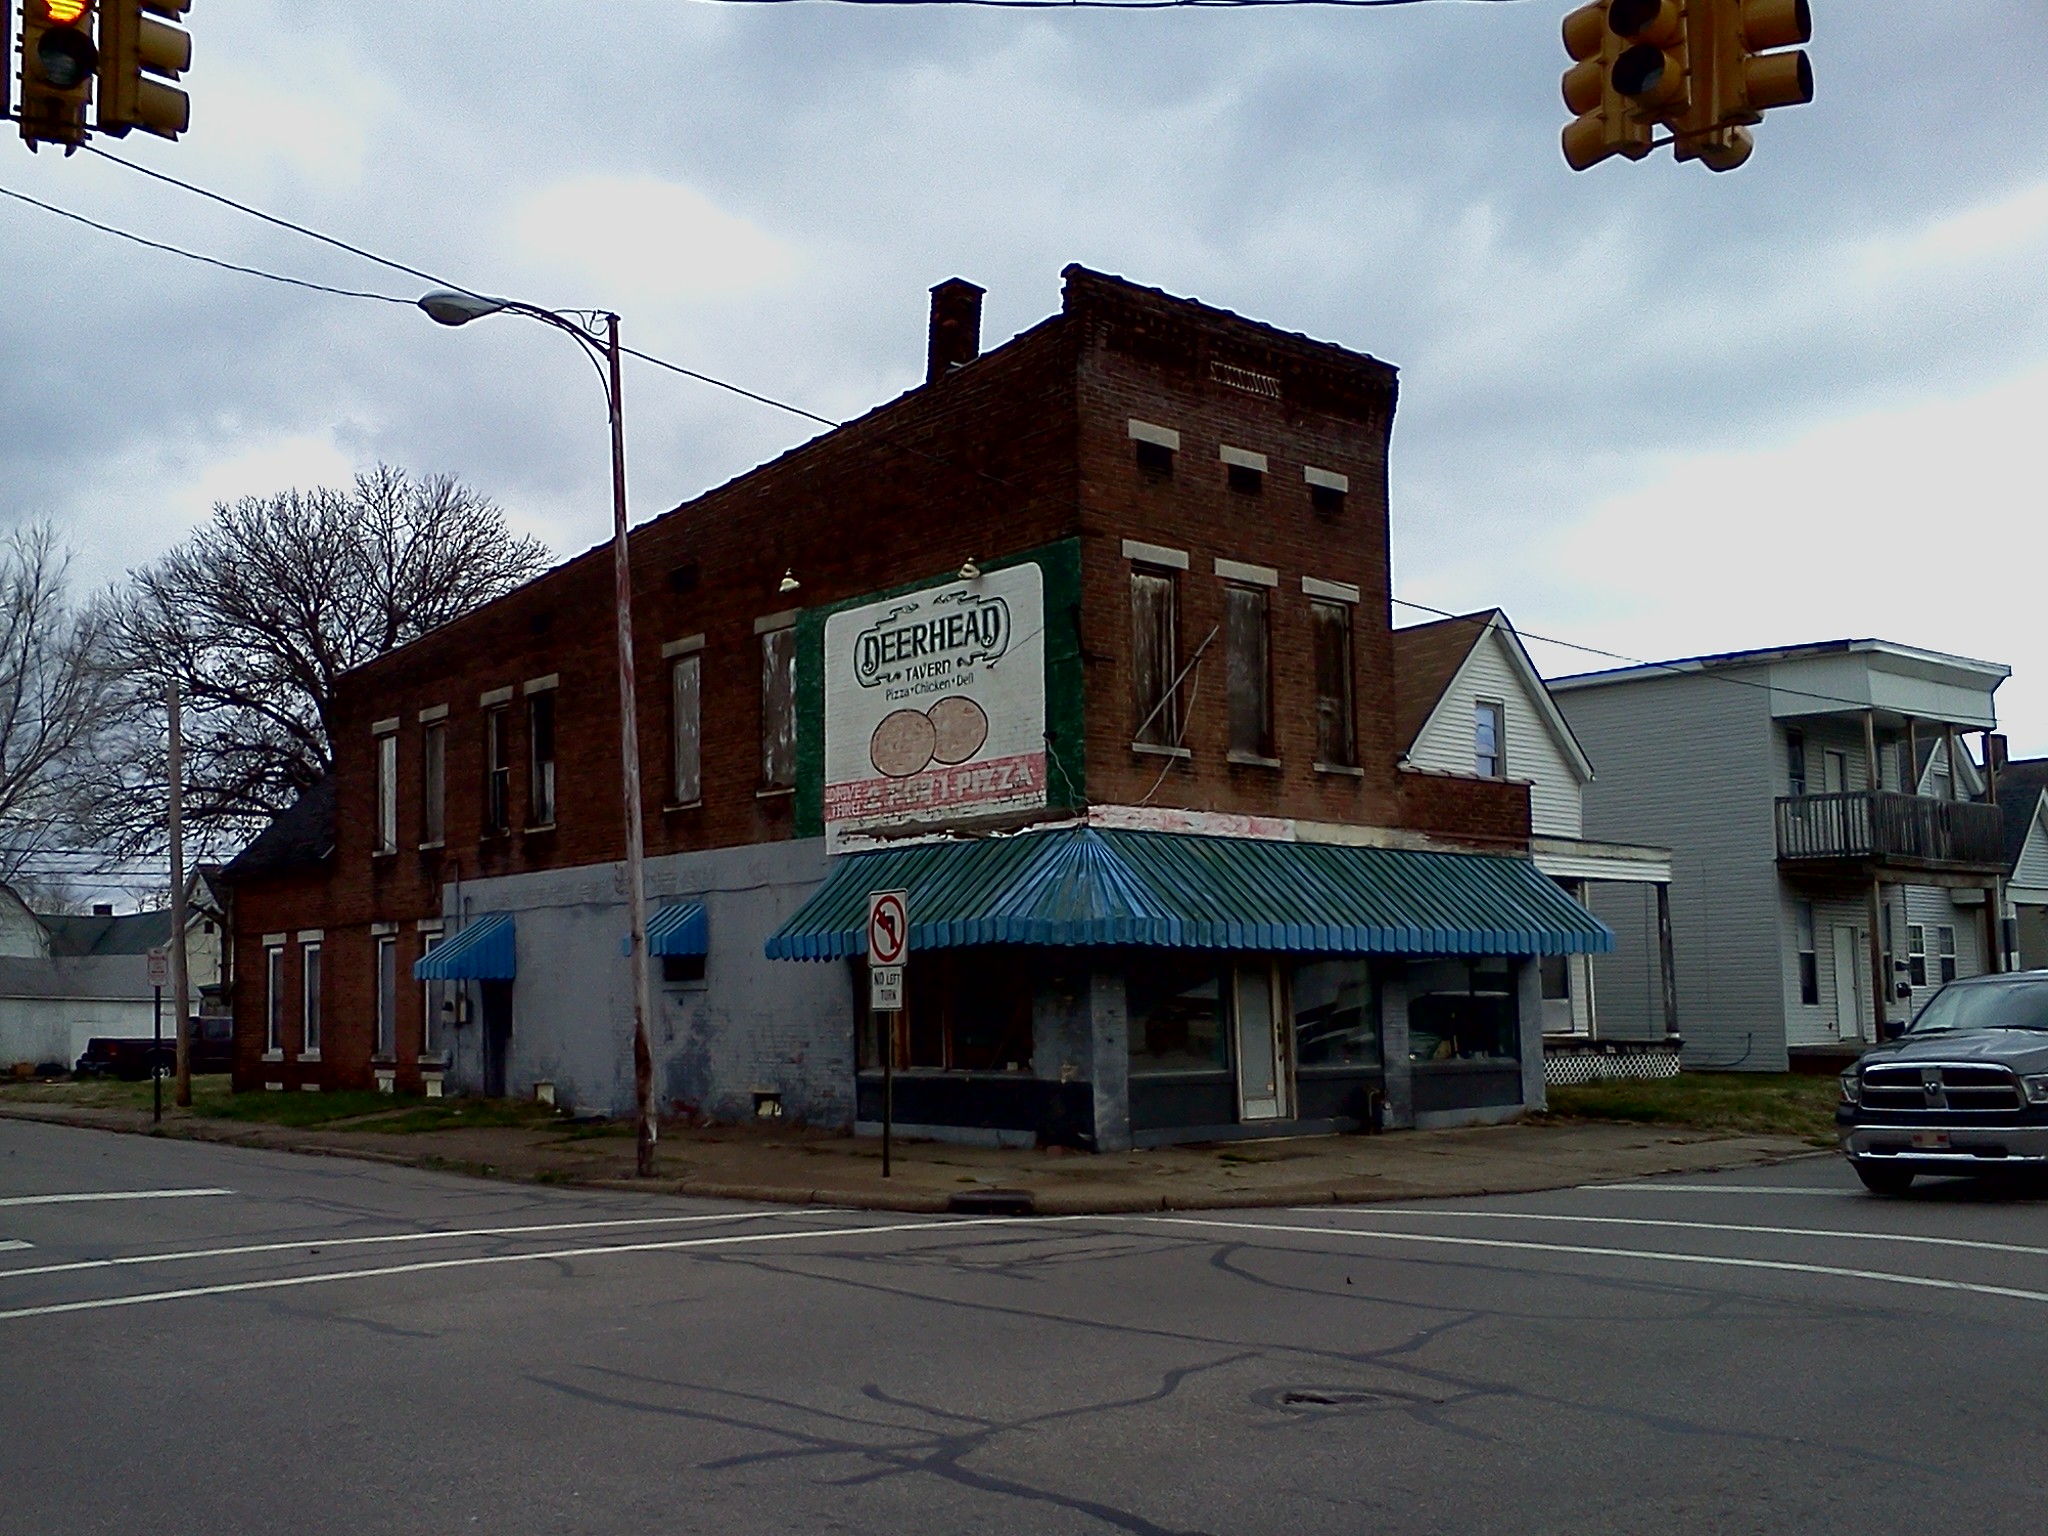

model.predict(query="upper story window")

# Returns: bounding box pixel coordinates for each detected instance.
[668,637,704,807]
[375,935,397,1058]
[759,620,797,792]
[1222,580,1273,761]
[482,700,511,836]
[1220,445,1266,497]
[1130,566,1182,748]
[1305,582,1358,771]
[1128,419,1178,477]
[526,681,557,829]
[301,939,323,1055]
[420,712,447,847]
[1475,701,1505,779]
[1786,728,1807,796]
[1305,465,1348,517]
[372,719,399,855]
[265,945,285,1053]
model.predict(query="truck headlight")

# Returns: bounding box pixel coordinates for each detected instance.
[1839,1071,1862,1106]
[2024,1075,2048,1107]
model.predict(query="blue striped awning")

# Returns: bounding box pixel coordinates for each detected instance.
[647,900,708,957]
[413,913,515,981]
[765,827,1612,961]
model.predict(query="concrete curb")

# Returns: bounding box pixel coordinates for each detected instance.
[0,1100,1826,1215]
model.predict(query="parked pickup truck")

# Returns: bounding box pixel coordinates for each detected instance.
[73,1037,178,1081]
[1837,970,2048,1194]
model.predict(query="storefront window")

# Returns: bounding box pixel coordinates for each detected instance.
[1126,954,1228,1074]
[858,950,1033,1073]
[1408,958,1519,1063]
[1292,958,1379,1068]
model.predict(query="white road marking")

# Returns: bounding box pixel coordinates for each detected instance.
[0,1240,29,1254]
[0,1207,836,1283]
[0,1188,233,1208]
[1577,1183,1849,1196]
[0,1215,1033,1323]
[1132,1215,2048,1308]
[1296,1208,2048,1261]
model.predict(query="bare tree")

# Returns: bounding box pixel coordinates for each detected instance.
[93,466,551,858]
[0,524,118,892]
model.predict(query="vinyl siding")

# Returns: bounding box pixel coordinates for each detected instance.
[1558,669,1783,1067]
[2013,808,2048,890]
[1409,629,1584,839]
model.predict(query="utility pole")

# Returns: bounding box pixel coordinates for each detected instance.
[167,676,192,1107]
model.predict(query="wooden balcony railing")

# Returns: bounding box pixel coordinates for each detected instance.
[1775,791,2007,870]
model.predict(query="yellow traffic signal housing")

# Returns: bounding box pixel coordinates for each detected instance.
[1676,0,1813,171]
[1608,0,1692,123]
[16,0,99,151]
[1562,2,1653,171]
[97,0,189,139]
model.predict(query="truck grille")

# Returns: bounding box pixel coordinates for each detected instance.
[1861,1063,2022,1114]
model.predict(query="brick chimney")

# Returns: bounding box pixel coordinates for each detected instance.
[926,278,985,384]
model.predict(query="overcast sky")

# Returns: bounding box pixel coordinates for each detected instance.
[6,0,2047,758]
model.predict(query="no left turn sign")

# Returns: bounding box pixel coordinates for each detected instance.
[866,890,909,967]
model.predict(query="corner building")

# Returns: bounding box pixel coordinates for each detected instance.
[226,266,1608,1148]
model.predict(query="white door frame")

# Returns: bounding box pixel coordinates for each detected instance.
[1233,962,1290,1122]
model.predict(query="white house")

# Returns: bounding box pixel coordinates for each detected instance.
[1393,611,1675,1078]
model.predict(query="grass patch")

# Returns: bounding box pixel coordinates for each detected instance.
[0,1076,563,1134]
[1547,1072,1840,1143]
[0,1075,236,1113]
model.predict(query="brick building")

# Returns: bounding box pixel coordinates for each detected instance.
[225,265,1608,1148]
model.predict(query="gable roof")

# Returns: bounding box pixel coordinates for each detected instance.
[1392,609,1595,782]
[222,776,337,883]
[39,908,174,957]
[1997,758,2048,873]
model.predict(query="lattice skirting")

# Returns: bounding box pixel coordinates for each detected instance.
[1544,1043,1684,1085]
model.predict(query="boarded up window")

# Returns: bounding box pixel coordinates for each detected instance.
[528,692,557,826]
[671,653,702,806]
[1224,584,1271,758]
[1131,568,1179,746]
[421,721,446,845]
[1310,599,1355,767]
[760,626,797,790]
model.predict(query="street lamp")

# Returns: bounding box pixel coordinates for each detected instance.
[419,289,658,1179]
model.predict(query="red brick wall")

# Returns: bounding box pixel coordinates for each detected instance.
[1396,769,1533,849]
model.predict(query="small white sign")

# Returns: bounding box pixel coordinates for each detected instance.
[866,889,910,967]
[145,947,170,989]
[869,965,904,1013]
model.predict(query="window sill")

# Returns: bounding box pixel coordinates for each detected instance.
[299,1050,322,1064]
[1314,762,1365,778]
[756,785,795,800]
[1130,742,1192,760]
[524,822,556,835]
[662,800,703,814]
[261,1050,284,1064]
[480,830,511,843]
[416,1053,448,1068]
[417,840,445,853]
[1227,751,1282,770]
[1410,1057,1519,1071]
[372,849,398,861]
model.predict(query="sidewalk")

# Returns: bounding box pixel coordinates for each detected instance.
[0,1098,1821,1213]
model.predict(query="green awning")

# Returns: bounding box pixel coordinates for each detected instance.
[765,827,1611,960]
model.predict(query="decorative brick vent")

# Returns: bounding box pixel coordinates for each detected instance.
[1211,359,1282,398]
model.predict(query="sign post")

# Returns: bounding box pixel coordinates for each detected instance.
[866,890,909,1179]
[145,947,170,1123]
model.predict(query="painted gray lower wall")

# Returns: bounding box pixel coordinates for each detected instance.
[441,839,852,1124]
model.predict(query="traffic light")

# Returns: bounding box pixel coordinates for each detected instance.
[1562,1,1694,171]
[97,0,189,139]
[1675,0,1813,170]
[16,0,99,151]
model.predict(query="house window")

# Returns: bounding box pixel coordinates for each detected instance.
[1907,924,1927,988]
[1306,466,1349,517]
[1310,599,1355,768]
[1129,419,1178,477]
[671,652,702,806]
[760,625,797,791]
[375,936,396,1058]
[527,691,557,828]
[374,731,398,855]
[1797,903,1819,1005]
[421,720,446,846]
[662,953,707,986]
[1131,567,1181,748]
[420,931,444,1057]
[1937,925,1958,984]
[265,946,284,1053]
[1475,701,1505,779]
[1220,446,1266,496]
[483,706,510,835]
[302,942,322,1054]
[1224,584,1272,759]
[1786,729,1807,797]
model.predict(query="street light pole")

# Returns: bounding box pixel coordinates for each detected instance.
[420,291,657,1177]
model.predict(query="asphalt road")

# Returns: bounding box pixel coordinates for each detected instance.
[3,1119,2045,1536]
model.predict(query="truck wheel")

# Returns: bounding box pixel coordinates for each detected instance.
[1854,1161,1915,1196]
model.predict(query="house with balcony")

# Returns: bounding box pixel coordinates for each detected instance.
[1550,639,2010,1071]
